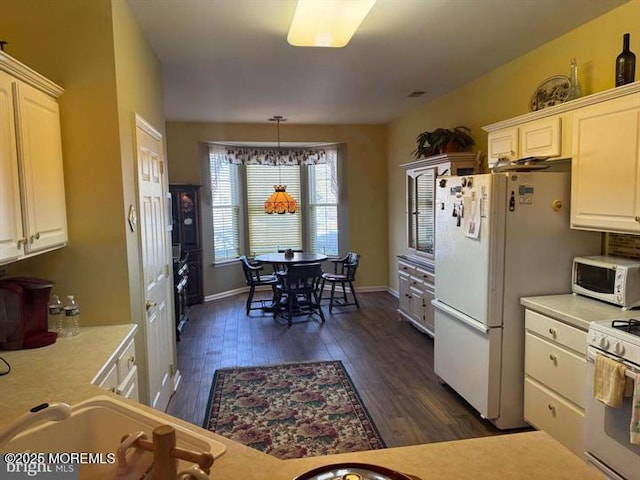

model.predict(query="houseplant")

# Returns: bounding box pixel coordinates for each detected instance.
[412,126,475,159]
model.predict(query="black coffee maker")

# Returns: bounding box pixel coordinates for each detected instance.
[0,277,57,350]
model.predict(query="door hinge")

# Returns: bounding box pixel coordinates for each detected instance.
[169,363,176,377]
[165,264,170,277]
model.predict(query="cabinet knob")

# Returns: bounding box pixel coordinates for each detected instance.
[17,237,27,248]
[128,356,136,368]
[549,353,557,362]
[635,216,640,222]
[548,327,557,337]
[547,404,556,414]
[30,232,40,243]
[145,300,157,310]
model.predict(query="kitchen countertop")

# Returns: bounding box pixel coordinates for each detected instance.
[0,325,604,479]
[521,293,639,331]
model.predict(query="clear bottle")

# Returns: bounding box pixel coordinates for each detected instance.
[63,295,80,337]
[48,295,64,335]
[567,57,581,100]
[616,33,636,87]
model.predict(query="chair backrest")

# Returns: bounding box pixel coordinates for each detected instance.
[239,255,261,285]
[343,252,360,281]
[281,263,324,291]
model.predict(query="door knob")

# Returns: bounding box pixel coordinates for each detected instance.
[145,300,157,310]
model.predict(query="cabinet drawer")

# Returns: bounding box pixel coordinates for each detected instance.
[96,362,118,393]
[116,338,136,380]
[414,267,434,286]
[398,260,416,276]
[525,309,587,355]
[117,366,139,401]
[524,378,584,457]
[525,332,587,407]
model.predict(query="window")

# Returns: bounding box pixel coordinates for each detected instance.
[246,164,302,255]
[210,147,240,262]
[308,161,338,256]
[209,145,340,263]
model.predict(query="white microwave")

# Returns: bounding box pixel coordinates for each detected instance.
[572,255,640,310]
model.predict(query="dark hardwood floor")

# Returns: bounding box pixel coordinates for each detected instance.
[166,291,527,447]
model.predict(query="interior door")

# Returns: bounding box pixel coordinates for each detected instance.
[135,114,174,411]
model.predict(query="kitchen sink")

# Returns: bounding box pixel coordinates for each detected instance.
[1,395,226,479]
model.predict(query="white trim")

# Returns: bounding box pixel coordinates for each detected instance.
[0,51,64,97]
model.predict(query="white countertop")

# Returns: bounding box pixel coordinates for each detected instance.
[0,323,604,479]
[521,293,639,331]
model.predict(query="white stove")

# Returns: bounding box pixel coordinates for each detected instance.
[586,318,640,480]
[588,318,640,367]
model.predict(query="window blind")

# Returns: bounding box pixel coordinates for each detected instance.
[308,162,338,255]
[246,164,302,255]
[210,149,240,262]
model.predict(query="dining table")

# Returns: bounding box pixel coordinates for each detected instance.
[254,252,328,266]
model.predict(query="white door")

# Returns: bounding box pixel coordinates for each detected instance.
[135,114,174,411]
[434,173,506,326]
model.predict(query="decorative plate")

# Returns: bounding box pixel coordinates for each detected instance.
[529,75,570,112]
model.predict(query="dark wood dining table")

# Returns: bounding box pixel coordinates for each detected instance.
[254,252,328,266]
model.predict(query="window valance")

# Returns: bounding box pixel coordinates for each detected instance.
[215,145,331,166]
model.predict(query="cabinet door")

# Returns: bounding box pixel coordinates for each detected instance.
[571,93,640,233]
[520,116,562,158]
[487,127,518,167]
[14,81,68,252]
[0,72,24,263]
[398,270,410,314]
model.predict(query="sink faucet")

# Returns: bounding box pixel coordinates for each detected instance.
[0,402,71,447]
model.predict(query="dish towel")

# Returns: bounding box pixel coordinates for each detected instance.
[593,353,627,408]
[632,372,640,444]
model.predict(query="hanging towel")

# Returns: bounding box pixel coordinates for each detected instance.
[593,353,627,408]
[632,372,640,444]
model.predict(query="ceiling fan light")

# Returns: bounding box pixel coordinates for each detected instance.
[287,0,376,48]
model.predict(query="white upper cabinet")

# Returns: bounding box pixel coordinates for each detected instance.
[570,90,640,233]
[486,116,564,168]
[0,52,67,265]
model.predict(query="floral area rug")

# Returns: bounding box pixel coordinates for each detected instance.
[203,360,386,459]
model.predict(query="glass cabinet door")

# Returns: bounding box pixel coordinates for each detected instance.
[408,168,436,256]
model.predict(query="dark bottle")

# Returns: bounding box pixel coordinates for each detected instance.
[615,33,636,86]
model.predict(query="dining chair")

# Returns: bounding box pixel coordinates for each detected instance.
[273,263,325,326]
[319,252,361,312]
[239,256,279,315]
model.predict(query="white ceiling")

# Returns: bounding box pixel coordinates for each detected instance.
[127,0,628,125]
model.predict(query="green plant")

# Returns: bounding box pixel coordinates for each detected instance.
[412,126,475,159]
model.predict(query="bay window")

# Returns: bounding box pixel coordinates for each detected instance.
[209,145,340,264]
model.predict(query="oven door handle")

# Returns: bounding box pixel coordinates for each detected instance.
[586,347,640,379]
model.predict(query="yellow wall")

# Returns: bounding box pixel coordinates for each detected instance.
[2,0,164,337]
[387,0,640,291]
[166,122,388,296]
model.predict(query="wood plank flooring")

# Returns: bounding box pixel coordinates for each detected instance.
[166,291,529,447]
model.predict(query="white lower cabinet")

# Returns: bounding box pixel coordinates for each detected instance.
[397,258,435,336]
[92,335,139,402]
[524,309,587,457]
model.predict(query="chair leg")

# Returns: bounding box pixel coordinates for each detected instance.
[314,291,325,323]
[329,282,336,313]
[246,285,255,315]
[349,281,360,309]
[341,281,348,303]
[318,278,325,304]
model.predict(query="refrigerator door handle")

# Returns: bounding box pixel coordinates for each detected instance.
[431,299,490,334]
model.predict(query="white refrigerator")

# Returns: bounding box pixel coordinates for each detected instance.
[432,171,601,429]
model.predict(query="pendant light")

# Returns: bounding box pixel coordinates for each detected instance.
[264,116,297,214]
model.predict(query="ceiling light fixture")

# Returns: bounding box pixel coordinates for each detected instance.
[287,0,377,48]
[264,116,297,214]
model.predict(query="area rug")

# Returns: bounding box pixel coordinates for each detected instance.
[203,360,386,459]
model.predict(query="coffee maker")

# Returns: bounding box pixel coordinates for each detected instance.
[0,277,57,350]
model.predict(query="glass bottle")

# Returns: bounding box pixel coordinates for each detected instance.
[567,57,581,101]
[616,33,636,87]
[63,295,81,337]
[48,295,63,335]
